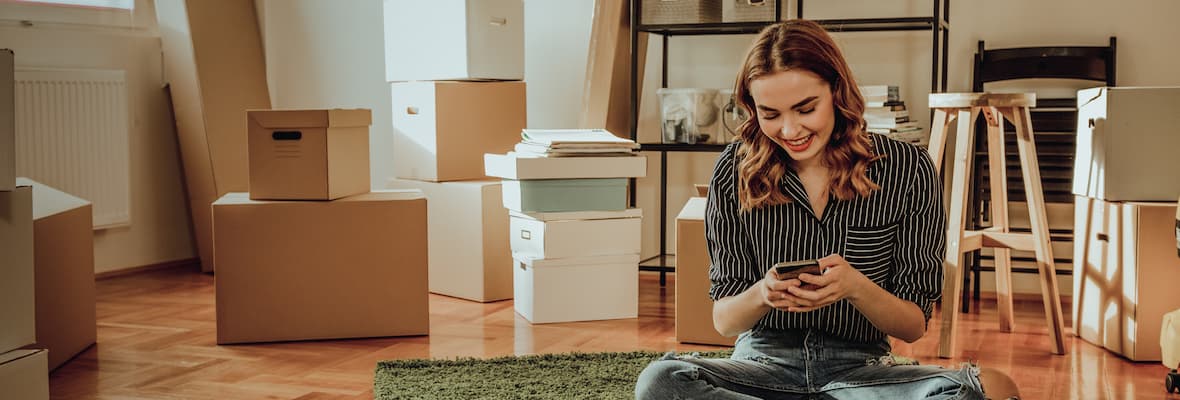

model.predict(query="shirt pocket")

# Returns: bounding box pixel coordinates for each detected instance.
[843,223,899,282]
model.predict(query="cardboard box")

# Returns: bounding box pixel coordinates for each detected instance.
[383,0,523,82]
[0,349,48,400]
[1074,87,1180,201]
[1073,196,1180,361]
[485,153,647,180]
[0,186,34,354]
[387,178,512,302]
[502,178,628,213]
[157,0,272,272]
[0,49,12,191]
[17,178,95,371]
[247,109,371,200]
[212,191,429,344]
[513,253,639,324]
[509,208,641,259]
[392,81,526,182]
[675,197,734,346]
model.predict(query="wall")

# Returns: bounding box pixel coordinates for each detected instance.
[0,0,195,274]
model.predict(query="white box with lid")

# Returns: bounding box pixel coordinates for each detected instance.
[383,0,523,82]
[513,253,639,324]
[1074,87,1180,201]
[509,208,641,259]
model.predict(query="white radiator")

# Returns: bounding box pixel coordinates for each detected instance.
[15,67,130,229]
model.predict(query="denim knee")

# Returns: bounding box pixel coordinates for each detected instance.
[635,359,697,399]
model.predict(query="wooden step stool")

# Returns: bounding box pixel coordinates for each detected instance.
[927,92,1067,358]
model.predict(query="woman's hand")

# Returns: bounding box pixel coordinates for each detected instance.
[783,254,871,312]
[760,265,805,310]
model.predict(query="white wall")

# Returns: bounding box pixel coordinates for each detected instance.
[0,0,195,274]
[523,0,595,129]
[255,0,394,190]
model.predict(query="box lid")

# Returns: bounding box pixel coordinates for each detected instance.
[484,152,647,180]
[214,190,423,206]
[0,348,44,365]
[16,177,91,220]
[676,197,706,221]
[513,253,639,268]
[509,208,641,222]
[247,109,372,129]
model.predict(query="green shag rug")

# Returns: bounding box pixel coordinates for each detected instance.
[374,350,732,399]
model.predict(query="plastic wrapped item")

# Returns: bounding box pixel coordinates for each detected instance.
[717,89,748,143]
[1164,309,1180,369]
[658,88,719,144]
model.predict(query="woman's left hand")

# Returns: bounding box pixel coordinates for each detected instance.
[784,254,871,312]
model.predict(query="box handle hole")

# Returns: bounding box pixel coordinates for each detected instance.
[272,131,302,141]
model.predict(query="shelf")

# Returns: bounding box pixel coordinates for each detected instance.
[637,17,946,36]
[638,143,729,152]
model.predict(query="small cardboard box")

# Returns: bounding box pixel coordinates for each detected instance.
[0,349,48,400]
[383,0,523,82]
[0,49,13,191]
[1073,196,1180,361]
[212,190,428,344]
[392,81,526,182]
[0,185,34,354]
[1074,87,1180,201]
[247,109,371,200]
[676,197,734,346]
[387,178,512,302]
[513,253,639,324]
[18,178,95,371]
[501,178,628,213]
[484,152,647,180]
[509,208,641,259]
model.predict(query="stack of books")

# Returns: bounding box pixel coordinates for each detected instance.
[513,129,640,157]
[860,85,925,147]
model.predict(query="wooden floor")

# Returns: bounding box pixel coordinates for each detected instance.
[47,265,1174,399]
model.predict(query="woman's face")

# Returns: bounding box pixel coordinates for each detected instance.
[748,69,836,169]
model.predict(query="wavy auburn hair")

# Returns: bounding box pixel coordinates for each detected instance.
[734,19,881,212]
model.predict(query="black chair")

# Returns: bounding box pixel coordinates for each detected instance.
[961,38,1117,312]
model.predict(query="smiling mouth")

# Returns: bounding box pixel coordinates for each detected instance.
[786,134,812,146]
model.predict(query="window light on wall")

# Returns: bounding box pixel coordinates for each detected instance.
[13,0,133,10]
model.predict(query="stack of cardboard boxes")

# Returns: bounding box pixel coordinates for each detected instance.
[384,0,526,303]
[1072,86,1180,361]
[211,109,429,345]
[0,48,48,400]
[484,131,647,324]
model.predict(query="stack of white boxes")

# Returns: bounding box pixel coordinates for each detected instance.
[384,0,527,303]
[1071,86,1180,361]
[211,108,430,345]
[0,48,49,400]
[484,138,648,324]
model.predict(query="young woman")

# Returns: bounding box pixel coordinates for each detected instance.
[635,19,1007,399]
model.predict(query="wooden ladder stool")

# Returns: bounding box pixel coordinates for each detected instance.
[926,92,1067,358]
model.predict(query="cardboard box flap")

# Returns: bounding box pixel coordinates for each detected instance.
[215,190,423,206]
[509,208,641,222]
[677,197,706,221]
[247,109,372,129]
[16,177,91,220]
[514,253,639,268]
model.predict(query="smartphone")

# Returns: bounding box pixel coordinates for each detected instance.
[773,259,822,281]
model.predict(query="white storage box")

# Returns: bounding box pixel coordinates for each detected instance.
[484,152,647,180]
[509,208,641,259]
[0,349,48,400]
[722,0,776,23]
[1074,87,1180,201]
[513,253,639,324]
[392,81,526,182]
[383,0,523,82]
[501,178,628,213]
[1,49,12,191]
[641,0,721,24]
[388,178,512,302]
[0,186,33,354]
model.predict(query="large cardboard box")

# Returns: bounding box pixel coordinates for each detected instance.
[383,0,523,82]
[0,49,13,191]
[513,253,639,324]
[1073,196,1180,361]
[675,197,734,346]
[501,178,628,213]
[484,153,647,180]
[387,178,512,302]
[1074,87,1180,201]
[0,349,48,400]
[0,186,34,354]
[509,209,641,259]
[212,191,429,344]
[392,81,526,182]
[18,178,95,371]
[247,109,371,200]
[156,0,271,272]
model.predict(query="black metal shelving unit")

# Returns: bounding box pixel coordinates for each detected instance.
[629,0,951,286]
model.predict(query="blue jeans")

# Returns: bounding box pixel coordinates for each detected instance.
[635,328,985,399]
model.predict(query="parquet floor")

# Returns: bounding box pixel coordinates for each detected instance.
[46,265,1176,399]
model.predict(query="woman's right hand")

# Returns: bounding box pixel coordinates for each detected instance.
[761,266,804,310]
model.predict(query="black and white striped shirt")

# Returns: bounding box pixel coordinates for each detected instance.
[705,134,946,343]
